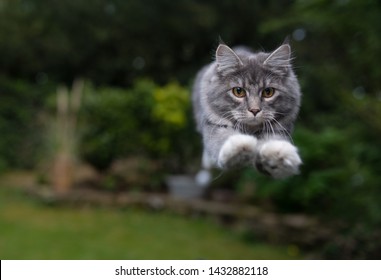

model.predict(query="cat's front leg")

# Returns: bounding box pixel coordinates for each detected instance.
[217,134,258,169]
[255,139,302,179]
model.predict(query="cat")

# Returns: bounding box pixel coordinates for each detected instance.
[192,42,302,180]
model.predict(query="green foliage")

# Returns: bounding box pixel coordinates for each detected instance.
[80,79,199,171]
[0,78,51,171]
[80,79,155,169]
[152,82,189,128]
[0,0,291,86]
[238,124,381,225]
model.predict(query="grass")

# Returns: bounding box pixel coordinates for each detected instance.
[0,173,300,260]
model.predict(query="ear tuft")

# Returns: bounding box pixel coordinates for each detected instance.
[263,44,292,75]
[215,44,243,75]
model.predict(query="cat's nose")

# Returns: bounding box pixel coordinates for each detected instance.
[249,108,262,116]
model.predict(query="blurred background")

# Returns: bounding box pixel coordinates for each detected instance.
[0,0,380,259]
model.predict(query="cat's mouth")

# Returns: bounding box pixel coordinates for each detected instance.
[240,116,264,127]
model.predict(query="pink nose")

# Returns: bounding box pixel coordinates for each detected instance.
[249,108,261,116]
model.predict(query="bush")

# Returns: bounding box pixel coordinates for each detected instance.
[79,79,154,169]
[80,79,200,172]
[0,78,51,171]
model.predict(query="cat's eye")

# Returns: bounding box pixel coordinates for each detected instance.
[232,87,246,98]
[261,87,275,98]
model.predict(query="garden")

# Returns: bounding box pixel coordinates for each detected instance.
[0,0,381,259]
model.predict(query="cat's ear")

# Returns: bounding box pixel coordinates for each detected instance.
[263,44,292,75]
[215,44,243,75]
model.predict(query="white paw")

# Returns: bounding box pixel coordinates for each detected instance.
[218,134,257,169]
[256,140,301,179]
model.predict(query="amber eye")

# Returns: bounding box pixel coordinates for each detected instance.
[232,87,246,98]
[261,87,275,98]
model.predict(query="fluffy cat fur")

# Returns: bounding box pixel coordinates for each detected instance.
[192,42,302,179]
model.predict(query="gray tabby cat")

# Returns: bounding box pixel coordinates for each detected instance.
[192,42,302,179]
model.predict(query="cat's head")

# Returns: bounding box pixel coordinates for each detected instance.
[209,43,301,135]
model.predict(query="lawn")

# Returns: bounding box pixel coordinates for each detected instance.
[0,173,299,260]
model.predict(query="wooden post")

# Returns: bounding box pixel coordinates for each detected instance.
[52,79,84,195]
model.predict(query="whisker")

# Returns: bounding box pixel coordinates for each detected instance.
[203,110,240,141]
[268,117,294,143]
